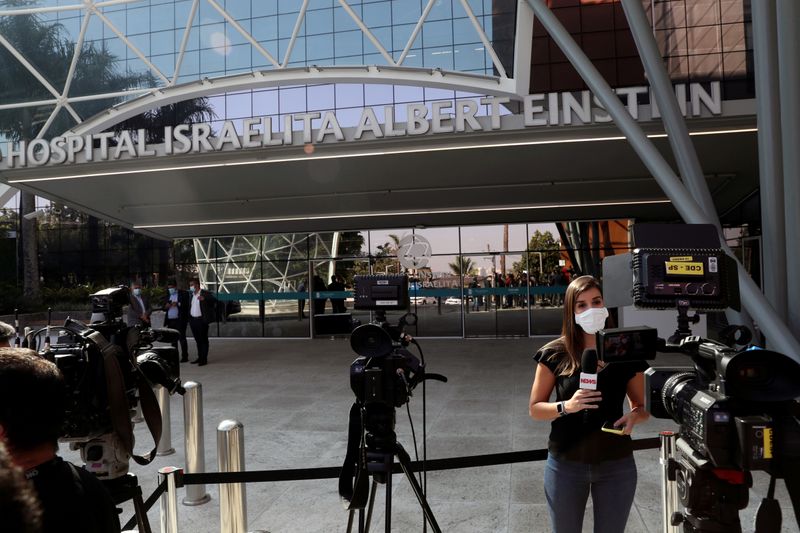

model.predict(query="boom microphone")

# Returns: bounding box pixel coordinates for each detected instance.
[580,349,598,423]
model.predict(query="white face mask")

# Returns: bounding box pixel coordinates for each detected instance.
[574,307,609,334]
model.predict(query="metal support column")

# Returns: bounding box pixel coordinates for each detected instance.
[659,432,680,533]
[182,381,210,505]
[156,385,175,456]
[752,0,788,322]
[523,0,800,359]
[217,420,247,533]
[777,0,800,335]
[621,0,755,333]
[158,466,182,533]
[621,0,719,226]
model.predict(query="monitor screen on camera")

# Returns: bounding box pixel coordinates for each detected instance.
[353,275,409,311]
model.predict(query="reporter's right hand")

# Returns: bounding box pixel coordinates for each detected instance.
[566,389,602,413]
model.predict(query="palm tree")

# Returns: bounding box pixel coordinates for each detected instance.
[449,256,477,278]
[0,4,152,300]
[388,233,402,273]
[115,99,216,143]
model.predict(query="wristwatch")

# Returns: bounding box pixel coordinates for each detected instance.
[556,401,568,417]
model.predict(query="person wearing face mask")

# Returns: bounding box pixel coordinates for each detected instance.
[528,275,649,533]
[126,281,151,327]
[161,279,191,362]
[186,277,217,366]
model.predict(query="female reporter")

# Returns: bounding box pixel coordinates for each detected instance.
[529,275,649,533]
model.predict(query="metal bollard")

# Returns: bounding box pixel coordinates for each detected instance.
[660,431,680,532]
[159,466,182,533]
[182,381,210,505]
[156,385,175,456]
[217,420,247,533]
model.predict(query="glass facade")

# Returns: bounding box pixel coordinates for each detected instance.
[0,0,518,141]
[181,222,628,339]
[531,0,754,99]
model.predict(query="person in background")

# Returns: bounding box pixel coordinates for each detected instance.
[162,279,191,362]
[329,274,346,313]
[126,280,150,326]
[470,277,480,311]
[297,277,307,319]
[482,275,491,311]
[528,275,649,533]
[187,277,217,367]
[0,347,121,533]
[312,275,327,315]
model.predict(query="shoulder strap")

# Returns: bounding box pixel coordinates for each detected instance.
[85,330,162,466]
[338,403,369,510]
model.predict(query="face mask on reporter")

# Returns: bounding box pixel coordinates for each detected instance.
[574,306,608,334]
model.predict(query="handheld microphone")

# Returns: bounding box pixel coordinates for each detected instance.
[580,348,598,390]
[580,349,598,423]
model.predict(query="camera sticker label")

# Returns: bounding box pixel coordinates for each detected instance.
[763,427,773,459]
[665,261,705,276]
[708,256,718,273]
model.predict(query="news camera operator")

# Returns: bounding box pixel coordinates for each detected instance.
[529,275,649,533]
[0,347,121,533]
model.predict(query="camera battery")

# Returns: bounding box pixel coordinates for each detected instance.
[735,416,773,471]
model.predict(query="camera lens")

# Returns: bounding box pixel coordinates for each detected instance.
[661,372,697,422]
[350,323,393,358]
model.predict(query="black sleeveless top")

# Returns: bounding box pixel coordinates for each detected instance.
[534,345,648,463]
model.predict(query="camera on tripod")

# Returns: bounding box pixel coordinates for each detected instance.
[38,286,184,482]
[602,224,800,532]
[340,275,446,532]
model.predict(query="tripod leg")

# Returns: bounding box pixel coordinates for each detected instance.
[133,490,153,533]
[364,479,378,533]
[395,444,442,533]
[347,509,355,533]
[385,468,392,533]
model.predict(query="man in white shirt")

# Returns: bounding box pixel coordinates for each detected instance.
[187,277,216,366]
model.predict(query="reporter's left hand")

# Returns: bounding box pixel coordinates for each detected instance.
[614,408,645,435]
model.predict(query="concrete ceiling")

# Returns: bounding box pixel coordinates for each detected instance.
[2,115,758,240]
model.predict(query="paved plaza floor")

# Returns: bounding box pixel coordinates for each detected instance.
[60,336,798,533]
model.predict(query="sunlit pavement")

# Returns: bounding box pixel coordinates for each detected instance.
[60,337,797,533]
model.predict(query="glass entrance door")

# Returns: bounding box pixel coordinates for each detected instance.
[463,253,530,338]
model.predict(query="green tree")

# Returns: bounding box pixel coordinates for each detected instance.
[372,241,396,274]
[449,255,477,278]
[0,2,152,301]
[115,99,216,143]
[513,230,562,282]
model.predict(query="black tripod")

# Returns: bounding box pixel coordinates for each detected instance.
[346,430,441,533]
[106,473,152,533]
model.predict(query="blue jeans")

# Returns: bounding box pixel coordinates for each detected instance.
[544,454,637,533]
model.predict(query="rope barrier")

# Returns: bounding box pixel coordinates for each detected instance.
[121,437,661,527]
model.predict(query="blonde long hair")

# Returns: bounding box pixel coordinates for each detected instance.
[542,275,609,376]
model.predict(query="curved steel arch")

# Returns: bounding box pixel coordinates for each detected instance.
[67,65,519,136]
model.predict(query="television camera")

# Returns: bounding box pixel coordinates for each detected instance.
[30,285,184,515]
[339,274,447,533]
[601,224,800,532]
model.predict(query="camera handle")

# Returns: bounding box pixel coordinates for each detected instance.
[668,302,701,345]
